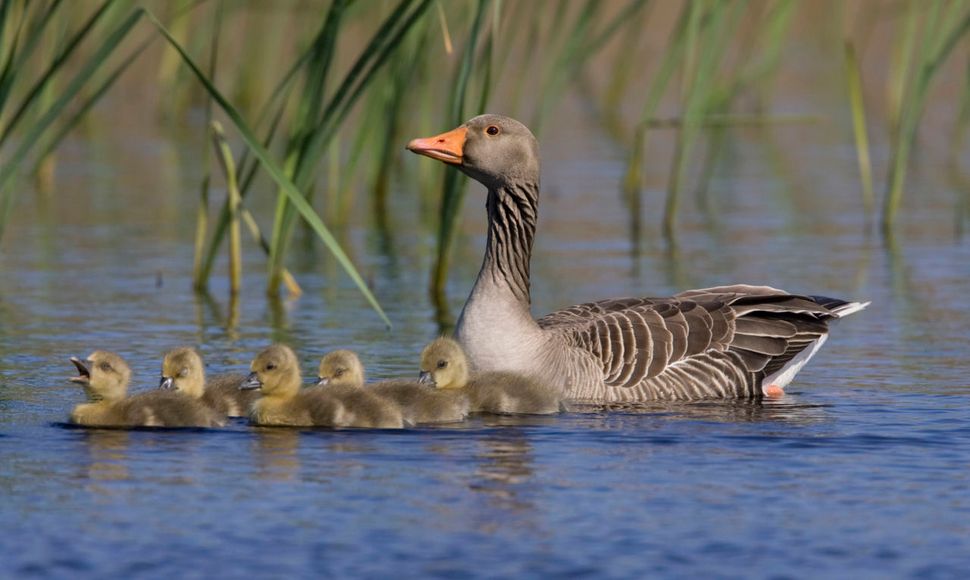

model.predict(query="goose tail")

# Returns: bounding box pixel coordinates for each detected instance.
[809,295,871,319]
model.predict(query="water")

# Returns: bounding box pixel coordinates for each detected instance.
[3,49,970,580]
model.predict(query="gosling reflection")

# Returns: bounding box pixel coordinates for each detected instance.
[470,431,536,517]
[79,429,130,492]
[252,428,300,482]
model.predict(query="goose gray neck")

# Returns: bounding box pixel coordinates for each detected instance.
[480,180,539,306]
[455,178,543,372]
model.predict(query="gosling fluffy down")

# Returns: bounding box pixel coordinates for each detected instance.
[419,337,561,415]
[243,344,404,429]
[317,349,468,424]
[159,346,256,418]
[69,350,223,428]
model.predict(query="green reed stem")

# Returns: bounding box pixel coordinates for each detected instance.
[844,40,874,216]
[430,0,492,314]
[210,120,243,295]
[144,7,392,326]
[0,3,141,240]
[882,2,970,234]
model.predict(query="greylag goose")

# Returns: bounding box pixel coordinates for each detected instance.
[317,349,468,424]
[242,344,404,429]
[159,347,257,418]
[69,351,224,427]
[418,337,562,415]
[407,114,868,402]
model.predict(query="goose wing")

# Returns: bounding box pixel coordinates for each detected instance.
[537,285,856,398]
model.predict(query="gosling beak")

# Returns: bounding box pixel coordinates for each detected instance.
[240,371,262,390]
[418,370,435,386]
[316,376,329,387]
[69,357,91,385]
[159,376,174,390]
[406,126,466,165]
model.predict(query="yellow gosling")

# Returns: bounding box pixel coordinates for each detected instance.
[419,337,561,415]
[318,350,468,424]
[69,351,223,428]
[159,347,256,418]
[243,344,403,429]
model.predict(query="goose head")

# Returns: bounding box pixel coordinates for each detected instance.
[418,337,470,390]
[70,350,131,402]
[159,347,205,398]
[243,344,301,397]
[317,350,365,388]
[407,114,539,189]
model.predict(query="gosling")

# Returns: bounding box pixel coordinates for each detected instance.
[159,347,256,418]
[242,344,404,429]
[317,350,468,424]
[69,350,224,428]
[419,337,561,415]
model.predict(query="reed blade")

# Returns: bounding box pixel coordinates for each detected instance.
[843,40,874,216]
[0,5,141,240]
[266,0,433,295]
[882,2,970,234]
[144,8,392,327]
[0,0,114,148]
[430,0,492,317]
[210,120,243,296]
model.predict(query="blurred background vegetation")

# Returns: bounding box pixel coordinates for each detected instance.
[1,0,969,325]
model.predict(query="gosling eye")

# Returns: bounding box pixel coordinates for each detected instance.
[334,369,345,378]
[485,125,500,136]
[99,362,112,372]
[266,362,277,371]
[178,368,189,378]
[436,360,448,369]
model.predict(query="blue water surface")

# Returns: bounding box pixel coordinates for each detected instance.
[2,81,969,579]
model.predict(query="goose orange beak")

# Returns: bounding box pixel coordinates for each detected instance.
[407,126,466,165]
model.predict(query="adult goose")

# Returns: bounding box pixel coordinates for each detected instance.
[407,114,868,402]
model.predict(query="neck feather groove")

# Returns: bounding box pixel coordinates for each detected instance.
[482,181,539,305]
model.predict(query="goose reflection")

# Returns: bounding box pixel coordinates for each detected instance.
[79,429,130,492]
[252,428,300,482]
[569,395,831,426]
[469,431,536,517]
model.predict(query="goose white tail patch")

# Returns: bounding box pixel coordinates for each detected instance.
[833,301,870,318]
[761,335,828,395]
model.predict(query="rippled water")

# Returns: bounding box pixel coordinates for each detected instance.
[2,68,970,579]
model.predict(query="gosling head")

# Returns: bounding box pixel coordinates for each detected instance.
[407,114,540,190]
[69,350,131,402]
[242,344,301,397]
[159,347,205,398]
[317,350,365,388]
[418,337,469,390]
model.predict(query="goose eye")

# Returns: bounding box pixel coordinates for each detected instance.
[99,362,112,372]
[334,369,344,377]
[485,125,499,136]
[178,368,189,378]
[266,362,277,371]
[437,360,448,369]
